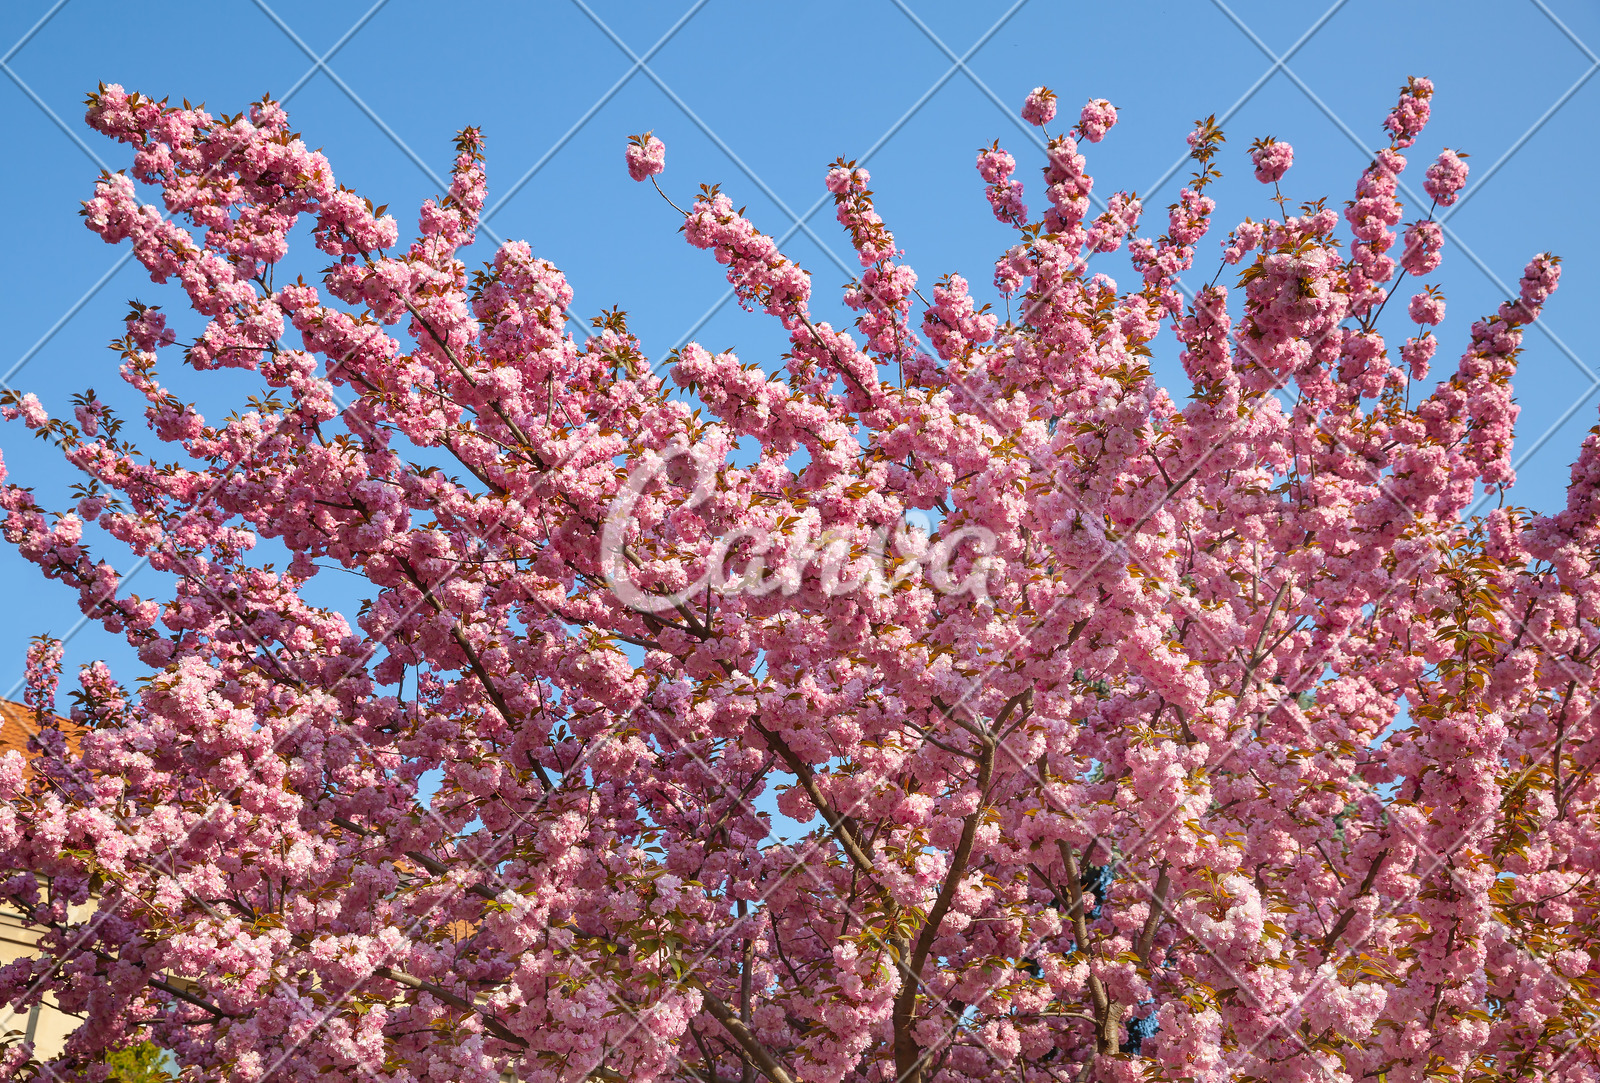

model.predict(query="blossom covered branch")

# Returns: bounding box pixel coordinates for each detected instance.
[0,75,1593,1083]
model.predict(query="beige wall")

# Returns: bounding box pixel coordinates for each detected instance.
[1,702,88,1060]
[0,903,75,1060]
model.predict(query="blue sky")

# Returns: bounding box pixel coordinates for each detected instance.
[0,0,1595,705]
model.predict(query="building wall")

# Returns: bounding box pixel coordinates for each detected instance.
[1,699,84,1060]
[0,903,75,1059]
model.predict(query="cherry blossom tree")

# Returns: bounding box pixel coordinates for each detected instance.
[1,74,1596,1083]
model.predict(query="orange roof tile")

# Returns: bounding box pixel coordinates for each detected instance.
[0,698,85,781]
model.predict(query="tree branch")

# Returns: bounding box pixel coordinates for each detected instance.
[373,965,527,1048]
[148,976,235,1020]
[1320,849,1389,955]
[331,816,500,901]
[893,735,995,1083]
[393,554,556,791]
[1136,865,1171,969]
[1057,839,1121,1055]
[693,981,796,1083]
[748,720,878,878]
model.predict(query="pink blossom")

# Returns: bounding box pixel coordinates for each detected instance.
[1402,330,1437,379]
[976,145,1026,225]
[625,131,666,182]
[1249,137,1293,184]
[1408,289,1446,325]
[23,635,62,717]
[1077,98,1118,142]
[1383,75,1434,147]
[0,75,1586,1083]
[1021,86,1057,127]
[1221,218,1264,265]
[1402,218,1444,276]
[1424,148,1469,206]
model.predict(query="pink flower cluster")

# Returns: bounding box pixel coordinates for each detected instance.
[1042,133,1094,235]
[1424,148,1469,206]
[1345,145,1411,319]
[1076,98,1118,143]
[1021,86,1057,127]
[1408,286,1446,325]
[1401,218,1445,276]
[0,75,1588,1083]
[1383,75,1433,148]
[1249,137,1293,184]
[22,635,62,718]
[626,132,666,181]
[977,142,1027,227]
[1086,191,1142,253]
